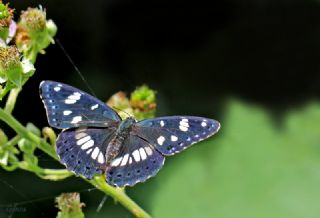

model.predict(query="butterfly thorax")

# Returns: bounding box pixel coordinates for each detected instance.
[105,117,137,165]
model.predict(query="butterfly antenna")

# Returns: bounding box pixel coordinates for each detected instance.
[56,38,97,97]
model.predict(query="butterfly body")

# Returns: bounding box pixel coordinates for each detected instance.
[40,81,220,187]
[105,117,137,164]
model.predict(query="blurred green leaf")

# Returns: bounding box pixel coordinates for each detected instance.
[150,100,320,218]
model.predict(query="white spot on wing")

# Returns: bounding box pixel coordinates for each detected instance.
[120,154,129,166]
[129,157,133,164]
[157,136,165,145]
[171,135,178,142]
[65,92,81,104]
[77,135,91,145]
[111,157,123,166]
[91,104,99,110]
[179,125,188,132]
[54,86,61,92]
[160,120,165,127]
[67,95,80,100]
[65,99,77,104]
[98,153,104,164]
[132,149,140,162]
[144,147,153,156]
[179,119,189,132]
[63,110,72,116]
[91,147,100,160]
[81,139,94,150]
[201,121,207,127]
[86,148,93,154]
[75,132,87,140]
[139,148,147,160]
[71,116,82,124]
[179,119,189,127]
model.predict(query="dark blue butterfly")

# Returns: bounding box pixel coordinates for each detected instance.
[40,81,220,187]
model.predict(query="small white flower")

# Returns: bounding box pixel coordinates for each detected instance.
[0,76,7,83]
[21,59,35,74]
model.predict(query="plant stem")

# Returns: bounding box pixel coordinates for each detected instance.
[4,88,21,114]
[18,162,73,181]
[0,108,58,160]
[0,108,152,218]
[89,176,151,218]
[3,135,21,149]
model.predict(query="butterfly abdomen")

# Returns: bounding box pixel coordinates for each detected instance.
[105,136,124,164]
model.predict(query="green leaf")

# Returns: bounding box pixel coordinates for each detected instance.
[150,100,320,218]
[26,122,41,136]
[6,67,23,87]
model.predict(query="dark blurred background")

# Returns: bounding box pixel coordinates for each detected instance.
[1,0,320,217]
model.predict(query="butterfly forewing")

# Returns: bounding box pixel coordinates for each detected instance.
[135,116,220,156]
[40,81,121,129]
[56,127,116,179]
[106,135,165,187]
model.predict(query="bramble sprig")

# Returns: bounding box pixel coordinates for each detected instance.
[0,3,153,218]
[55,192,85,218]
[107,85,156,120]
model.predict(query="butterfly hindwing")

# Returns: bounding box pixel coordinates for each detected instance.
[134,116,220,156]
[40,81,121,129]
[106,135,165,187]
[56,127,116,179]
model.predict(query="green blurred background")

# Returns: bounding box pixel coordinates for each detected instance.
[1,0,320,217]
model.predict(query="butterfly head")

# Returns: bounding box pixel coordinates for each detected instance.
[118,116,137,132]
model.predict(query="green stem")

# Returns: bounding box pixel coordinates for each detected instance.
[4,88,21,114]
[0,108,152,218]
[0,108,58,160]
[3,135,21,149]
[89,176,151,218]
[18,162,73,180]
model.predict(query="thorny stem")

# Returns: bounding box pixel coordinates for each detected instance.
[0,108,152,218]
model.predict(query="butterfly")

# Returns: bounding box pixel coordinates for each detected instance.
[39,81,220,187]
